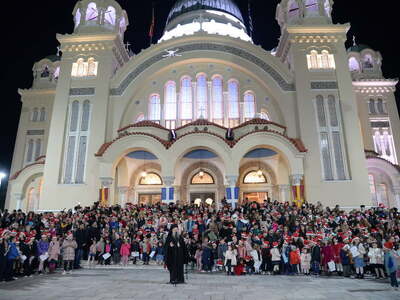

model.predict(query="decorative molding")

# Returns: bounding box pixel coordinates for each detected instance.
[69,87,95,96]
[370,121,390,128]
[27,130,45,136]
[100,177,114,188]
[310,81,338,90]
[291,174,304,186]
[110,43,295,95]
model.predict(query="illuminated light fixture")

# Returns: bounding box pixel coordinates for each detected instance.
[199,170,205,178]
[257,169,263,177]
[205,198,213,205]
[141,171,147,178]
[194,198,202,206]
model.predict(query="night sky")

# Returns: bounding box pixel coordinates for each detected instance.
[0,0,399,208]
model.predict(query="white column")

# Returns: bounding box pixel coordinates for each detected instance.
[279,184,291,203]
[225,175,238,208]
[117,186,129,207]
[393,187,400,209]
[14,193,23,211]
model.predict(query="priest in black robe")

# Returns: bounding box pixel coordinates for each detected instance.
[164,224,188,284]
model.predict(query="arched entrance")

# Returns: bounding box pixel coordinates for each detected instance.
[177,149,225,207]
[114,150,164,206]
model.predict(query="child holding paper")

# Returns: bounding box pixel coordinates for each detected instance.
[120,239,131,267]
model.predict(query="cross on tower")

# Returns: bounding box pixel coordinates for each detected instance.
[193,12,209,31]
[125,42,131,52]
[198,106,206,119]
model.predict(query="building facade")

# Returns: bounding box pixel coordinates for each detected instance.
[5,0,400,211]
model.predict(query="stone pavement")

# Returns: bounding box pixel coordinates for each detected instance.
[0,267,398,300]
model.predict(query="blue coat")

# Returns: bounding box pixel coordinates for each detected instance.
[384,251,398,274]
[7,242,19,260]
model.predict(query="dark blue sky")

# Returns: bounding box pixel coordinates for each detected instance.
[0,0,399,208]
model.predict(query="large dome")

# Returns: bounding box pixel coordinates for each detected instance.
[160,0,251,43]
[167,0,244,25]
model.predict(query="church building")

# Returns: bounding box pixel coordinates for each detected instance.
[5,0,400,211]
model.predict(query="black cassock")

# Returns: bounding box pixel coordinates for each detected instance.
[164,233,188,284]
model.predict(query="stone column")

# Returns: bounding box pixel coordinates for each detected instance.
[278,184,291,203]
[162,176,175,204]
[393,187,400,209]
[117,186,129,208]
[291,174,304,206]
[14,193,23,211]
[225,175,239,209]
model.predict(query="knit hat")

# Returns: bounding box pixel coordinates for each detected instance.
[272,242,278,247]
[384,242,393,249]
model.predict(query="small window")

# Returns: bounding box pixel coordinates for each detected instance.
[349,57,360,72]
[32,108,39,122]
[39,107,46,122]
[191,171,214,184]
[75,8,81,28]
[86,2,98,21]
[363,54,374,69]
[139,172,163,185]
[243,171,267,184]
[104,6,116,26]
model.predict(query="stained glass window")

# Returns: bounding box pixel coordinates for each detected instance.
[139,173,163,185]
[243,171,267,184]
[191,172,214,184]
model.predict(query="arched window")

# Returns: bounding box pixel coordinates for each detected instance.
[26,139,34,163]
[243,171,267,184]
[243,92,256,121]
[368,174,377,205]
[260,109,270,121]
[139,172,162,185]
[228,80,239,127]
[191,171,214,184]
[212,76,224,125]
[180,76,193,123]
[380,184,389,208]
[104,6,116,26]
[34,139,41,160]
[196,74,208,119]
[119,17,127,35]
[164,81,177,129]
[77,58,86,77]
[288,0,300,19]
[305,0,319,15]
[27,187,36,212]
[324,0,332,17]
[349,57,360,72]
[81,100,91,131]
[321,50,330,69]
[54,66,60,80]
[308,50,319,69]
[86,2,98,21]
[64,101,80,184]
[75,8,81,28]
[369,99,376,114]
[70,101,80,132]
[363,54,374,69]
[32,108,39,122]
[87,58,97,76]
[39,107,46,122]
[149,94,161,122]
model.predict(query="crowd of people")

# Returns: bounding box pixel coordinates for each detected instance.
[0,200,399,289]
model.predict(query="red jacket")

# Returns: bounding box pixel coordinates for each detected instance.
[290,250,301,265]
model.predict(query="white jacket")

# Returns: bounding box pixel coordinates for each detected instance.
[224,249,237,266]
[271,247,281,262]
[368,248,384,264]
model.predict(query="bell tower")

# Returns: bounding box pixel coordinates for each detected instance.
[40,0,130,210]
[275,0,371,207]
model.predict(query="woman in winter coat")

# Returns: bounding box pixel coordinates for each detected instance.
[201,243,213,272]
[368,242,385,278]
[224,244,237,275]
[120,239,131,266]
[48,236,60,273]
[62,234,77,274]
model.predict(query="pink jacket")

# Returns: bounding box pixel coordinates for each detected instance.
[120,243,131,256]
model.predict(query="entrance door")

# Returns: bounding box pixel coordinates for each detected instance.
[243,192,268,204]
[190,192,215,204]
[139,194,161,205]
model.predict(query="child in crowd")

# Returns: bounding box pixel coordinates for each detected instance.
[300,247,311,275]
[155,241,164,265]
[383,242,399,290]
[48,236,60,273]
[224,244,237,275]
[368,242,385,279]
[289,245,301,275]
[271,242,281,275]
[88,239,97,267]
[195,246,203,271]
[104,239,112,265]
[340,244,352,277]
[120,239,131,267]
[61,234,77,275]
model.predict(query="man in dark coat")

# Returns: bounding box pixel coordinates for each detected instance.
[164,225,188,284]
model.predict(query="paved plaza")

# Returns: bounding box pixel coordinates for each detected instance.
[0,266,398,300]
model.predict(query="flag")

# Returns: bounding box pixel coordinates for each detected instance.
[149,3,155,41]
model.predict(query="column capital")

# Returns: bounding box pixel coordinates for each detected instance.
[226,175,238,186]
[162,176,175,187]
[279,184,291,191]
[290,174,303,186]
[117,186,129,193]
[100,177,113,188]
